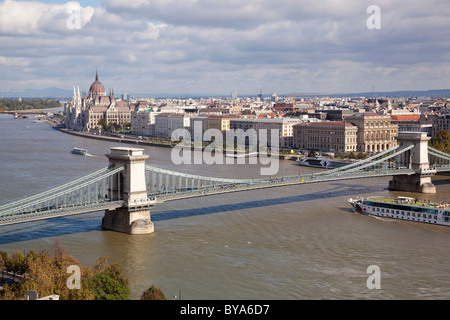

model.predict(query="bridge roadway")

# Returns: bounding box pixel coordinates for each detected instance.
[152,167,418,202]
[2,157,450,228]
[0,201,125,227]
[0,167,420,227]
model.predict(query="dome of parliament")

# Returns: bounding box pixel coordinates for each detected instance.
[89,71,106,97]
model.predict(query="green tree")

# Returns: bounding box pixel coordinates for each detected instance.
[430,129,450,153]
[89,256,130,300]
[357,151,368,159]
[0,98,60,111]
[98,118,108,132]
[88,270,130,300]
[123,122,131,131]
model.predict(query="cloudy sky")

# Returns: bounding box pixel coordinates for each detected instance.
[0,0,449,96]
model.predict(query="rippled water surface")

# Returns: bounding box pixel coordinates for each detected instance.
[1,114,449,299]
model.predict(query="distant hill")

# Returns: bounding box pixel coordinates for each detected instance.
[1,87,450,99]
[324,89,450,99]
[0,87,73,99]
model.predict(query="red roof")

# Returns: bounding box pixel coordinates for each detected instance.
[294,121,356,128]
[390,115,420,121]
[206,115,239,119]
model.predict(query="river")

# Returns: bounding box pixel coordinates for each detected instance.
[0,114,449,300]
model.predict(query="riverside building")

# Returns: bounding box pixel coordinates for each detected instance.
[345,113,398,152]
[64,71,132,133]
[229,118,302,148]
[292,121,358,152]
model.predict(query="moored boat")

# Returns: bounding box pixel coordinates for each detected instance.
[298,157,352,169]
[348,196,450,226]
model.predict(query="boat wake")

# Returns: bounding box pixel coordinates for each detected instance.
[371,216,395,223]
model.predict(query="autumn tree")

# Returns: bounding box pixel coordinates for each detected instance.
[140,285,166,300]
[0,253,5,284]
[0,242,165,300]
[4,241,94,300]
[9,251,27,282]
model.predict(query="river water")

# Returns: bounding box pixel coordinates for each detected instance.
[0,114,449,300]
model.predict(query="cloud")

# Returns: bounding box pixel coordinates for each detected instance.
[0,0,450,94]
[0,0,95,35]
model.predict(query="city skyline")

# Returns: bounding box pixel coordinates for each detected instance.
[1,0,450,96]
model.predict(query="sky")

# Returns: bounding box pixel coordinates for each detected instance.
[0,0,449,96]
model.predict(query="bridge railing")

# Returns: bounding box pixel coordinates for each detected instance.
[0,201,124,226]
[147,166,417,201]
[0,166,111,213]
[0,166,125,219]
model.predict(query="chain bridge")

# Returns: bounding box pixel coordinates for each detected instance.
[1,132,450,233]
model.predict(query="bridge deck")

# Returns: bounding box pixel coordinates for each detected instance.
[2,141,450,227]
[0,201,124,227]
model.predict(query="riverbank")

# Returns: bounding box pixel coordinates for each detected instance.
[0,106,63,115]
[47,119,301,159]
[53,127,175,149]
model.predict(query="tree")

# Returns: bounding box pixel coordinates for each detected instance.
[430,129,450,153]
[88,256,130,300]
[123,122,131,131]
[0,242,167,301]
[10,251,27,281]
[88,272,130,300]
[140,285,166,300]
[98,118,108,132]
[0,254,5,284]
[0,241,95,300]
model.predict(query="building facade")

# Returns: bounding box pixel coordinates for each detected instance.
[64,71,132,133]
[345,113,398,152]
[131,101,158,137]
[431,114,450,137]
[229,117,301,148]
[293,121,358,152]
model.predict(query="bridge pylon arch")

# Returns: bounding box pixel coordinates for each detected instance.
[102,147,155,234]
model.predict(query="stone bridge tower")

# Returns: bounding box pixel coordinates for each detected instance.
[389,132,436,194]
[102,147,155,234]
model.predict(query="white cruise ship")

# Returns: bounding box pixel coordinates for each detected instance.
[348,196,450,227]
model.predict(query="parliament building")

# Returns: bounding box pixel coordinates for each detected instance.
[64,71,132,132]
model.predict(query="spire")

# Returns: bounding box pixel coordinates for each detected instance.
[95,69,99,82]
[77,84,82,105]
[72,84,77,104]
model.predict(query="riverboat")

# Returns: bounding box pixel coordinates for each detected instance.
[71,147,88,156]
[348,196,450,226]
[298,157,351,169]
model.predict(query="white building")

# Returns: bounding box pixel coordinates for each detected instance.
[229,117,302,148]
[131,101,158,137]
[155,113,171,138]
